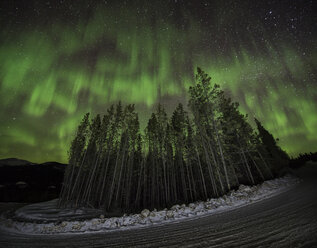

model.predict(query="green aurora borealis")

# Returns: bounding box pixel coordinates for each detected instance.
[0,0,316,163]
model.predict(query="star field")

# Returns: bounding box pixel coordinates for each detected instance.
[0,0,316,163]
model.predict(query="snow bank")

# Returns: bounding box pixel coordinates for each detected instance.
[0,174,300,235]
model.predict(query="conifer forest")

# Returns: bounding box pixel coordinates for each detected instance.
[59,68,289,213]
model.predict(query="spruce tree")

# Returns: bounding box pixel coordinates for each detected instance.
[255,118,289,175]
[59,112,90,207]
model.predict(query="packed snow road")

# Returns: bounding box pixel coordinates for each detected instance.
[0,164,317,247]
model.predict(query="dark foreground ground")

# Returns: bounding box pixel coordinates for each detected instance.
[0,158,65,203]
[0,163,316,248]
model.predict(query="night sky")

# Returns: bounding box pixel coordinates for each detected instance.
[0,0,316,163]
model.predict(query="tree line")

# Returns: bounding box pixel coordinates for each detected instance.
[58,68,289,213]
[289,152,317,168]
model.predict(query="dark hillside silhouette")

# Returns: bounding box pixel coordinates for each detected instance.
[0,159,65,202]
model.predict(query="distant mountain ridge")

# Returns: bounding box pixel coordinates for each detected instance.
[0,158,35,166]
[0,158,66,167]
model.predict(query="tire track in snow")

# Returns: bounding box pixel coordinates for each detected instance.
[1,167,317,247]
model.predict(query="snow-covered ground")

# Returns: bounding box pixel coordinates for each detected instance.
[0,174,300,235]
[14,200,103,222]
